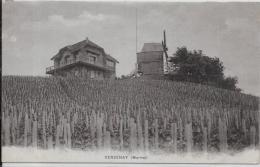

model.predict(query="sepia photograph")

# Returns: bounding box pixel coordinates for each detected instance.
[1,0,260,165]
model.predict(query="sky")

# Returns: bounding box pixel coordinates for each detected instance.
[2,1,260,96]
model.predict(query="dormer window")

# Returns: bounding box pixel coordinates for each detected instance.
[64,55,70,64]
[89,56,96,64]
[86,50,99,57]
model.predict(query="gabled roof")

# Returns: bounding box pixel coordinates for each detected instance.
[68,38,104,52]
[141,43,164,52]
[51,38,105,60]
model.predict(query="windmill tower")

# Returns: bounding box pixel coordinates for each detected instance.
[136,30,169,79]
[134,30,178,79]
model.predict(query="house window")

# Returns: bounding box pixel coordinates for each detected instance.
[90,70,95,78]
[89,56,96,64]
[64,55,70,64]
[107,60,114,67]
[75,69,80,77]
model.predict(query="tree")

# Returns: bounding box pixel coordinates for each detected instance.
[220,76,241,91]
[169,47,240,91]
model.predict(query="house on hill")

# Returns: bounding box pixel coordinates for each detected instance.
[46,38,119,79]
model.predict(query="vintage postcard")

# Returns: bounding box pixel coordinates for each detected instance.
[2,0,260,165]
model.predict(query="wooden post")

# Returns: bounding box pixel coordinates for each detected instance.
[119,119,124,150]
[179,119,183,148]
[127,111,131,130]
[242,118,248,146]
[64,119,68,147]
[28,113,31,137]
[202,126,208,152]
[144,120,149,152]
[163,117,167,131]
[218,118,228,152]
[123,114,127,130]
[235,114,239,130]
[71,115,75,134]
[185,123,193,152]
[55,124,60,148]
[207,113,212,138]
[115,114,120,130]
[250,126,256,147]
[103,122,107,138]
[171,123,177,153]
[49,113,54,139]
[130,118,137,152]
[137,115,144,151]
[61,117,65,140]
[109,116,113,134]
[32,120,37,148]
[18,111,22,129]
[24,113,29,147]
[258,113,260,147]
[154,119,159,150]
[42,112,47,149]
[90,116,96,149]
[11,114,17,145]
[67,122,71,149]
[85,113,89,130]
[5,115,11,146]
[97,116,103,149]
[2,113,5,145]
[242,118,247,135]
[46,113,50,136]
[104,131,111,150]
[47,136,53,149]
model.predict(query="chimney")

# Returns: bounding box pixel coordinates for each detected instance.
[86,37,89,43]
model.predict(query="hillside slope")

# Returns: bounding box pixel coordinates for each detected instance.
[1,76,259,152]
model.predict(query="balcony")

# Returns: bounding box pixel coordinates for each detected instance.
[46,66,55,72]
[46,57,115,74]
[105,65,115,71]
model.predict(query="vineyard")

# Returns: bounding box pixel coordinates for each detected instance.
[2,76,260,153]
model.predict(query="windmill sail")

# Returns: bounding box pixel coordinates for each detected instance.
[162,30,169,73]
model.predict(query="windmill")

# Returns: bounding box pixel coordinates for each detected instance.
[162,30,169,73]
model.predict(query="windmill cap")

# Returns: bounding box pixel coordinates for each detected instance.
[141,43,163,52]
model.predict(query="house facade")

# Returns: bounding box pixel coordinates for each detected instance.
[46,38,119,79]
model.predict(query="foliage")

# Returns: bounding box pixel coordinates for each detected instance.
[169,47,240,91]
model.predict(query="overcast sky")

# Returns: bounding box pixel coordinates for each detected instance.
[2,1,260,96]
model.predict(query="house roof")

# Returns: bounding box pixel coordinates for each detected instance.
[51,38,118,63]
[68,38,104,52]
[106,54,119,63]
[141,43,164,52]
